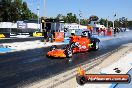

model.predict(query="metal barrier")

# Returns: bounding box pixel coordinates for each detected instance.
[0,33,10,38]
[33,32,43,37]
[0,34,5,38]
[0,32,43,38]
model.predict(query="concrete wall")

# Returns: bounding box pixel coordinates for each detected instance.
[27,23,40,29]
[0,22,40,29]
[0,22,17,28]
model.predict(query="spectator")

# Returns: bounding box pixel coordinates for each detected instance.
[89,27,93,35]
[49,30,54,43]
[114,28,116,35]
[52,30,55,38]
[71,29,75,36]
[43,29,48,44]
[117,27,120,33]
[71,33,75,36]
[97,28,101,36]
[103,28,106,36]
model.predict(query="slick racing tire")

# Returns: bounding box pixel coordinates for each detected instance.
[93,42,99,51]
[76,75,87,85]
[50,45,57,51]
[65,46,73,58]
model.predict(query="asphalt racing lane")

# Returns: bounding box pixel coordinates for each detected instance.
[0,32,132,88]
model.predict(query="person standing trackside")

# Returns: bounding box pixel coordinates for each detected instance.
[114,28,116,35]
[43,29,48,44]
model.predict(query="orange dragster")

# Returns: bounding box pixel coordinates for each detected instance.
[47,31,100,58]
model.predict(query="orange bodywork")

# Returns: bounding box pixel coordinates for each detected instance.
[47,34,94,58]
[47,49,66,58]
[70,36,81,42]
[71,36,91,52]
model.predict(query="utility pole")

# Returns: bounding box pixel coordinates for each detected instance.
[37,4,40,32]
[113,19,114,29]
[79,10,82,28]
[44,0,46,32]
[107,16,109,29]
[113,14,116,29]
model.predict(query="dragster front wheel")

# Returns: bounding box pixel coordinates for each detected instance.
[65,46,73,58]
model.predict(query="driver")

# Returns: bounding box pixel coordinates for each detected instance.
[82,31,91,37]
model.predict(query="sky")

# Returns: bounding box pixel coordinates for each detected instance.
[24,0,132,21]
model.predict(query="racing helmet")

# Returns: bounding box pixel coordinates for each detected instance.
[82,31,90,37]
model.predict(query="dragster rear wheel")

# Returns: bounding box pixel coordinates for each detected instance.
[93,42,99,51]
[50,45,57,51]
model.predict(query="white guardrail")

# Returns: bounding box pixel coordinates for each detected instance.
[0,22,40,29]
[10,33,30,38]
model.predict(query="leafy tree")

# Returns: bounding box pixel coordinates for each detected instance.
[80,19,89,25]
[30,12,37,19]
[56,14,63,20]
[0,0,12,21]
[99,18,107,26]
[64,13,77,23]
[128,21,132,29]
[119,17,128,28]
[89,15,99,21]
[21,1,28,20]
[108,21,113,27]
[0,0,37,22]
[55,13,132,29]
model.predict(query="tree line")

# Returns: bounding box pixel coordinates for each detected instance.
[0,0,37,22]
[0,0,131,28]
[55,13,132,28]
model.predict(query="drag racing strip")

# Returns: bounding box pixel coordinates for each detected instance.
[0,31,132,88]
[23,45,126,88]
[0,30,131,54]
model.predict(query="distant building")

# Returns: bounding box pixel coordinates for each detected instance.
[63,23,88,36]
[88,21,106,29]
